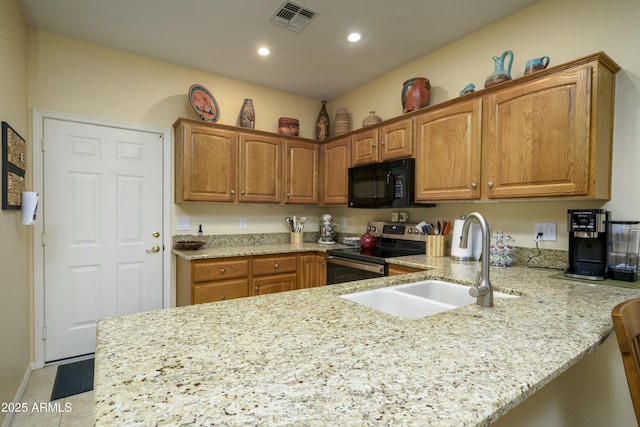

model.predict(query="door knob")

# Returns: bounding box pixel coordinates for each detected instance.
[152,231,160,238]
[146,245,160,253]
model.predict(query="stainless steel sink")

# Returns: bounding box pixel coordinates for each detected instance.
[340,280,518,318]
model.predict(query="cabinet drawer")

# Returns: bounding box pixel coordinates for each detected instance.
[193,258,249,282]
[252,254,297,276]
[252,273,297,296]
[193,278,249,304]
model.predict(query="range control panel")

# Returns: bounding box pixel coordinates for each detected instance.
[366,221,426,241]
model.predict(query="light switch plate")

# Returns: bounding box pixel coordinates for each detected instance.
[177,217,191,231]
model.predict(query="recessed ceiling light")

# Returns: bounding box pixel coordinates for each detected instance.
[347,32,361,43]
[258,47,270,56]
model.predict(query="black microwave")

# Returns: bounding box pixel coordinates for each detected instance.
[348,158,434,209]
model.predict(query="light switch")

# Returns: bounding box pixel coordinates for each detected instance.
[177,217,191,231]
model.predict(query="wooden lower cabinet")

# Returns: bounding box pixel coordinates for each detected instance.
[193,278,249,304]
[177,256,250,306]
[387,264,422,276]
[177,252,328,305]
[252,273,297,296]
[298,252,327,288]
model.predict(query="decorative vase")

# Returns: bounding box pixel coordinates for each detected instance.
[278,117,299,136]
[524,56,550,75]
[315,101,330,141]
[401,77,431,113]
[239,98,255,129]
[334,108,351,136]
[484,50,514,88]
[362,111,382,127]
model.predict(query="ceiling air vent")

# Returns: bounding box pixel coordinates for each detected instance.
[270,1,318,32]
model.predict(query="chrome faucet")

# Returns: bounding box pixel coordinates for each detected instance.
[459,212,493,307]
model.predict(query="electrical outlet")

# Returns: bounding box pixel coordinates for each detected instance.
[534,222,557,241]
[177,217,190,231]
[239,217,247,229]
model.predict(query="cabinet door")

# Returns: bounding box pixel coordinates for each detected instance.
[351,128,379,166]
[379,118,413,161]
[387,264,422,276]
[175,123,237,202]
[284,140,318,204]
[298,252,326,288]
[415,99,482,201]
[193,278,250,304]
[483,65,591,199]
[252,273,297,296]
[321,137,350,205]
[314,253,327,286]
[239,133,281,203]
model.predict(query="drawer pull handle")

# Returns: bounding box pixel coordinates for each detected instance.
[274,263,279,269]
[220,268,225,274]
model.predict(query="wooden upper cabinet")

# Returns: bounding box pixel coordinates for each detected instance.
[239,132,281,203]
[284,140,318,204]
[415,99,482,201]
[483,63,604,199]
[378,118,413,161]
[174,122,237,202]
[350,128,379,165]
[321,136,350,205]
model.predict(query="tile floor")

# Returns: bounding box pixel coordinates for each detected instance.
[9,364,93,427]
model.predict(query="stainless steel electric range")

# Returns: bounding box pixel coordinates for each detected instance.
[326,221,426,285]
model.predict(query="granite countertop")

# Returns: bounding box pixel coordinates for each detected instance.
[172,241,348,260]
[94,247,640,426]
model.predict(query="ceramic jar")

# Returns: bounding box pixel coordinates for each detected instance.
[239,98,255,129]
[278,117,299,136]
[362,111,382,127]
[334,108,351,136]
[484,50,514,88]
[401,77,431,113]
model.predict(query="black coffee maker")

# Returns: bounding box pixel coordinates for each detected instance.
[565,209,610,281]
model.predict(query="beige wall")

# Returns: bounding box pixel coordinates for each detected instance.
[4,0,638,422]
[0,0,29,423]
[330,0,640,250]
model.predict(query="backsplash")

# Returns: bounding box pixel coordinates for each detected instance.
[172,233,568,270]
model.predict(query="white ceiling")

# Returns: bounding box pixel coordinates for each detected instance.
[18,0,539,100]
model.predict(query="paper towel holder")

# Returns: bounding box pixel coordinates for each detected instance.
[21,191,39,225]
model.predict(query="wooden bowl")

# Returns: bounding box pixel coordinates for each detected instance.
[175,240,206,250]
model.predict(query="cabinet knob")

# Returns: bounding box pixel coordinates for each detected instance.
[230,190,235,195]
[470,182,477,189]
[380,141,385,145]
[371,143,376,147]
[274,263,279,269]
[487,181,494,188]
[254,286,259,292]
[220,268,225,274]
[241,190,245,195]
[220,296,226,301]
[286,193,291,197]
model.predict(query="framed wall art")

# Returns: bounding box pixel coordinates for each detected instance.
[2,121,26,210]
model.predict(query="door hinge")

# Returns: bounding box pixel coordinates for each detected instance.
[42,326,46,340]
[41,138,45,152]
[41,232,46,246]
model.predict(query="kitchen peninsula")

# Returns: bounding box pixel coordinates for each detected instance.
[94,246,639,425]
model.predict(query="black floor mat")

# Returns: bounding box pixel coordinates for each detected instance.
[50,358,95,401]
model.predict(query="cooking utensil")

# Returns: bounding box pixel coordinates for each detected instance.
[297,216,307,232]
[285,217,294,231]
[442,221,451,235]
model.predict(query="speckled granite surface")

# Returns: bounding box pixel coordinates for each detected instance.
[95,244,640,426]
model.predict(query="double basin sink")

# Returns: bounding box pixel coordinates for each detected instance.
[340,280,518,318]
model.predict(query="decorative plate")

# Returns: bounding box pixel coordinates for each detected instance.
[188,84,220,122]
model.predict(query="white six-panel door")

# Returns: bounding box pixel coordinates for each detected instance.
[42,118,164,362]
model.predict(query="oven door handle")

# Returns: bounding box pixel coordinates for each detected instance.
[326,256,385,275]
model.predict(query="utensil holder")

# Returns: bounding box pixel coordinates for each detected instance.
[427,235,446,257]
[290,232,304,245]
